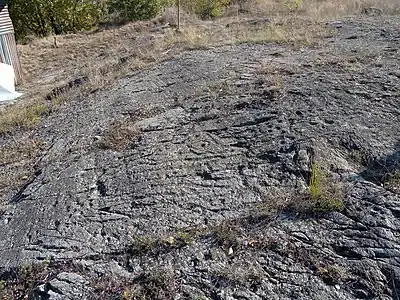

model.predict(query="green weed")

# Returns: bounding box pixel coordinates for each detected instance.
[309,163,344,213]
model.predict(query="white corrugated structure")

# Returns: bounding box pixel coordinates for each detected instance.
[0,2,13,34]
[0,2,22,85]
[0,62,22,101]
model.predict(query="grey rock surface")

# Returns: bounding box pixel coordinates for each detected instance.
[44,273,92,300]
[1,17,400,299]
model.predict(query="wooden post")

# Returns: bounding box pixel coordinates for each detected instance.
[177,0,181,31]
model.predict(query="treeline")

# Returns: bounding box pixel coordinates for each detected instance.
[6,0,233,42]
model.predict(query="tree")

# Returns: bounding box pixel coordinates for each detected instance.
[107,0,162,22]
[8,0,104,41]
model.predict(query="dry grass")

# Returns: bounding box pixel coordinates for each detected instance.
[315,263,347,285]
[164,16,335,50]
[0,138,45,166]
[120,266,178,300]
[385,172,400,194]
[0,258,179,300]
[213,221,242,248]
[301,0,400,19]
[0,85,85,134]
[0,261,53,300]
[0,102,48,134]
[0,138,46,206]
[233,17,335,46]
[7,1,346,86]
[212,262,264,286]
[247,0,400,19]
[165,25,216,49]
[97,120,140,151]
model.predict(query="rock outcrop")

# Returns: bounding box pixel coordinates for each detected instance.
[1,17,399,299]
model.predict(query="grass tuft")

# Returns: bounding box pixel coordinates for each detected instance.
[308,163,345,213]
[316,263,347,285]
[0,102,49,134]
[97,120,140,151]
[130,234,158,254]
[0,259,54,300]
[385,171,400,193]
[123,267,177,300]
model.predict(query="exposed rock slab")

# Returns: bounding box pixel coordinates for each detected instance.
[1,17,400,299]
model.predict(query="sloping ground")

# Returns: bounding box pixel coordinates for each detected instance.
[0,16,399,299]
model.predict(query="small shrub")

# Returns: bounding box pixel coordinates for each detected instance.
[308,163,344,213]
[124,267,177,300]
[183,0,232,19]
[0,280,5,294]
[0,139,45,165]
[98,120,140,151]
[212,264,263,287]
[349,150,370,166]
[0,260,55,300]
[213,222,241,248]
[131,234,158,253]
[108,0,162,22]
[316,264,346,285]
[177,231,194,245]
[385,171,400,193]
[309,163,323,199]
[285,0,303,11]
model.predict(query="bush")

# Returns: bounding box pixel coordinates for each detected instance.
[182,0,232,19]
[8,0,105,41]
[107,0,162,22]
